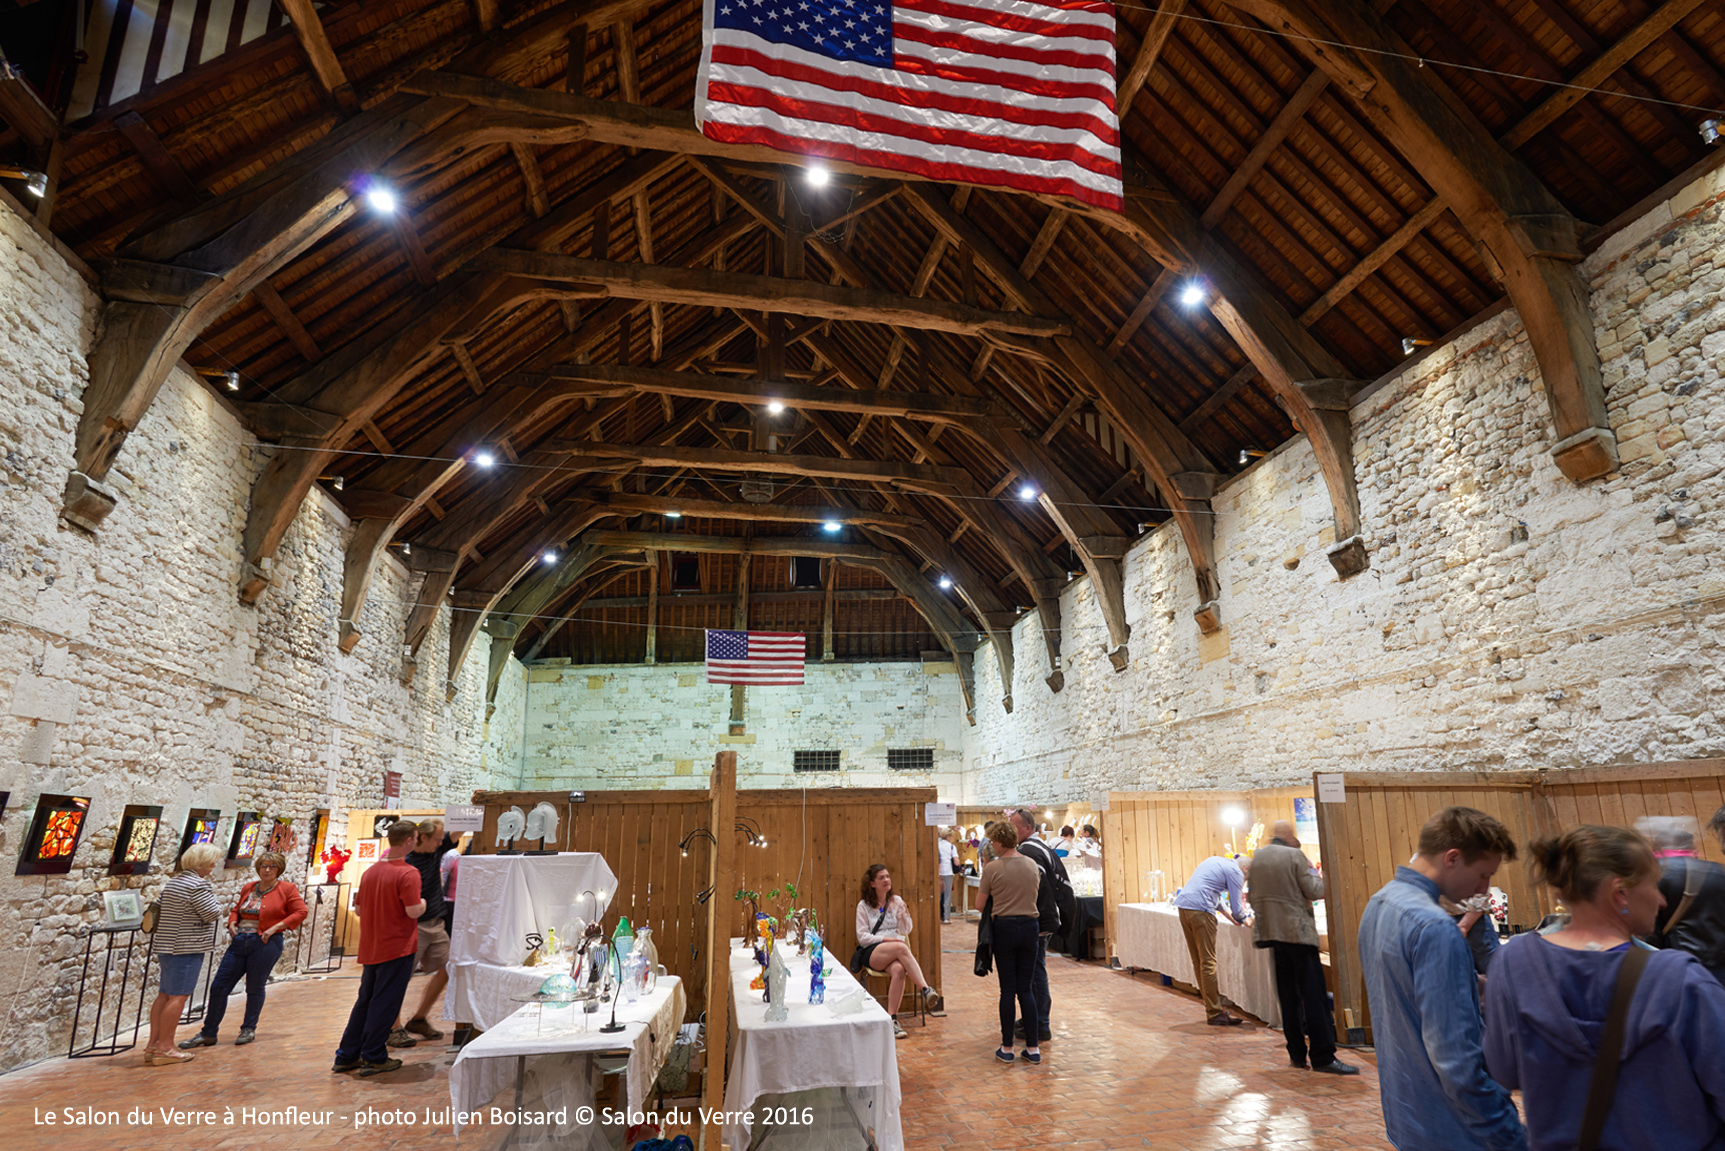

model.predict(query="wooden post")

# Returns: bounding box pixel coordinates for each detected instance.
[702,751,738,1151]
[567,26,588,95]
[730,553,750,730]
[821,558,837,661]
[644,552,659,665]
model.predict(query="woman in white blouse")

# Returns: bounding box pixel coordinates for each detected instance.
[855,864,942,1038]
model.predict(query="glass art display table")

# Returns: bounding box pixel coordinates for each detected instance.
[448,975,685,1151]
[448,852,617,1028]
[723,942,903,1151]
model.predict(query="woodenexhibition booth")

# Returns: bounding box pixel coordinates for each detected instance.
[1097,760,1725,1046]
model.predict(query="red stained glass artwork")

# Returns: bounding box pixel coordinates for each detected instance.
[39,809,84,859]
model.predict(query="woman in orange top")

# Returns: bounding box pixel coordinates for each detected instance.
[179,851,307,1048]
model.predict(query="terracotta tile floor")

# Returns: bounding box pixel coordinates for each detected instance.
[1,921,1391,1150]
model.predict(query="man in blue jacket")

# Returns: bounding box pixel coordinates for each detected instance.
[1358,806,1526,1151]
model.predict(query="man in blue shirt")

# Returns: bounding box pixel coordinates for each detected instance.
[1173,855,1252,1025]
[1358,806,1526,1151]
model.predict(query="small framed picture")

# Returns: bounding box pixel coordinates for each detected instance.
[103,890,144,928]
[355,838,379,862]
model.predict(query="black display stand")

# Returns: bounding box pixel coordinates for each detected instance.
[176,944,216,1025]
[68,925,153,1058]
[296,882,350,973]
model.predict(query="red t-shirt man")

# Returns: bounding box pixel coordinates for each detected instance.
[334,824,426,1071]
[357,856,422,964]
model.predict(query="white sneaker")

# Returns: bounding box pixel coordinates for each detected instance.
[892,1019,908,1039]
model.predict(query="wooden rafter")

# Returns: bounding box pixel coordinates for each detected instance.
[276,0,361,114]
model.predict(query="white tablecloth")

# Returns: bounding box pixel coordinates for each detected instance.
[451,853,617,968]
[1114,902,1283,1028]
[724,944,902,1151]
[448,975,685,1151]
[447,962,580,1032]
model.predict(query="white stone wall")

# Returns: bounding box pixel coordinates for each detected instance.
[518,659,967,793]
[963,164,1725,804]
[0,205,497,1070]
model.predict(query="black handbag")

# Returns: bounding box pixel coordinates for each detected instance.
[849,905,889,974]
[974,897,994,977]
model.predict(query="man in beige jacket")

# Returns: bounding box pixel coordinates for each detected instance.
[1251,821,1357,1075]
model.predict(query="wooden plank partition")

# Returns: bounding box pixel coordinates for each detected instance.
[469,783,943,1021]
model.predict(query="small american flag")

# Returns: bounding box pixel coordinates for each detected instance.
[706,629,808,685]
[695,0,1123,211]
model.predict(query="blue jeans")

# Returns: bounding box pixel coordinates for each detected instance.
[201,933,284,1036]
[335,953,416,1064]
[993,916,1040,1047]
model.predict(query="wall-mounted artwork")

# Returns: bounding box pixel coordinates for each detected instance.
[371,814,400,839]
[307,810,330,875]
[178,809,222,860]
[228,811,264,865]
[354,838,379,863]
[108,804,165,876]
[16,794,92,876]
[266,818,297,855]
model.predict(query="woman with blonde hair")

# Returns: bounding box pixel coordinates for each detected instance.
[143,842,224,1065]
[1484,825,1725,1150]
[178,850,307,1049]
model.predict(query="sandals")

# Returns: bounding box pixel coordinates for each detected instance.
[145,1049,196,1066]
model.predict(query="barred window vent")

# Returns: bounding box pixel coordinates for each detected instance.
[887,748,934,771]
[793,749,841,773]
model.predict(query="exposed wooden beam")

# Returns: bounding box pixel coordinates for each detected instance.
[253,281,323,362]
[1199,71,1329,229]
[276,0,361,113]
[472,249,1071,338]
[113,113,201,200]
[1117,0,1189,114]
[1178,362,1257,434]
[597,491,929,530]
[510,143,552,217]
[0,67,58,153]
[544,441,971,494]
[1229,0,1615,483]
[1298,197,1447,325]
[1105,267,1177,355]
[529,362,1000,423]
[392,209,439,287]
[1500,0,1709,150]
[473,0,500,32]
[449,341,487,394]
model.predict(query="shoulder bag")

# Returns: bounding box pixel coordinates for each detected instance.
[1576,945,1650,1151]
[848,906,889,974]
[974,896,994,977]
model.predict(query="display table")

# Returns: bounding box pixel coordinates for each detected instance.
[1052,896,1105,961]
[448,853,617,1027]
[448,975,685,1151]
[724,943,903,1151]
[1114,902,1284,1027]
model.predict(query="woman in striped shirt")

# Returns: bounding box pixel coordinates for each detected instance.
[143,843,224,1066]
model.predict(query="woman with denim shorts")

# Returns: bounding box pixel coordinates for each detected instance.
[144,843,223,1065]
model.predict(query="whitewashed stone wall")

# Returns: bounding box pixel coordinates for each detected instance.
[963,164,1725,804]
[517,659,966,793]
[0,205,499,1070]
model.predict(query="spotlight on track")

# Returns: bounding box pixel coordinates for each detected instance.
[224,370,240,392]
[1701,119,1722,145]
[0,166,48,198]
[1401,336,1434,356]
[1238,449,1267,467]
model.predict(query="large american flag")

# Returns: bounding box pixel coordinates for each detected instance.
[695,0,1123,211]
[706,629,809,685]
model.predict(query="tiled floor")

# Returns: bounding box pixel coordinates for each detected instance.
[1,921,1391,1150]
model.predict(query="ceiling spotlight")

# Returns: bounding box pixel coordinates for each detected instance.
[1702,119,1722,145]
[402,542,411,556]
[1179,280,1207,308]
[823,521,841,532]
[1401,336,1434,356]
[1238,448,1267,466]
[938,576,953,589]
[767,401,785,415]
[332,475,344,492]
[1019,484,1038,500]
[224,370,240,392]
[364,183,397,213]
[474,451,496,468]
[543,552,558,565]
[665,511,682,519]
[807,164,830,187]
[0,166,48,198]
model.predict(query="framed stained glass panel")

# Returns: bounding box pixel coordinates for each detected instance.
[266,818,296,855]
[108,804,165,876]
[16,795,92,876]
[177,808,222,860]
[227,811,263,865]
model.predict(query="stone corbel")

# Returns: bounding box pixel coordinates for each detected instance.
[239,557,273,604]
[1327,535,1369,578]
[1193,599,1222,635]
[60,472,118,533]
[1549,427,1619,483]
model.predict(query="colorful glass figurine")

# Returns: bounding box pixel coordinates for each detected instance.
[765,939,789,1021]
[808,926,825,1005]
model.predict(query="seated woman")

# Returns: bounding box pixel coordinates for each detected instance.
[855,863,942,1038]
[1484,825,1725,1151]
[1051,826,1076,858]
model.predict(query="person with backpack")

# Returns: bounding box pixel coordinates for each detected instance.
[1484,825,1725,1151]
[1007,808,1074,1042]
[1643,811,1725,984]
